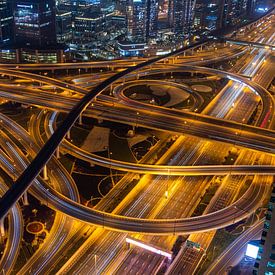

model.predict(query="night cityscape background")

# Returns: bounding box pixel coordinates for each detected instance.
[0,0,274,274]
[0,0,273,60]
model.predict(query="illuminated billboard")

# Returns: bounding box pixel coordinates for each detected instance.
[245,243,259,259]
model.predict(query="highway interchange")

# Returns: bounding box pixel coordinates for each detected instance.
[0,10,274,275]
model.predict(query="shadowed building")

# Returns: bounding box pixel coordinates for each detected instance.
[13,0,57,47]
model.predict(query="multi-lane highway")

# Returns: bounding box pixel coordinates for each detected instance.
[0,181,23,274]
[0,10,273,274]
[0,113,80,274]
[205,219,264,274]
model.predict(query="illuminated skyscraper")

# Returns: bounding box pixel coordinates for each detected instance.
[247,0,257,15]
[56,11,73,43]
[0,0,13,45]
[14,0,57,47]
[193,0,221,31]
[254,0,274,12]
[168,0,195,35]
[147,0,159,37]
[220,0,249,27]
[126,0,158,42]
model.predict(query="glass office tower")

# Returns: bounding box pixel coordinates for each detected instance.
[169,0,195,35]
[126,0,158,42]
[14,0,57,46]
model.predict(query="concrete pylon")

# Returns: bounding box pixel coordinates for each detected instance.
[43,166,48,180]
[0,219,5,238]
[56,147,60,159]
[23,192,29,206]
[79,114,83,125]
[67,130,71,140]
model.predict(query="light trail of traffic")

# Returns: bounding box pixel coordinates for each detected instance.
[0,119,270,235]
[0,14,274,236]
[0,177,23,275]
[0,114,80,274]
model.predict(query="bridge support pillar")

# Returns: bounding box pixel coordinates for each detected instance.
[23,192,29,206]
[79,114,83,125]
[67,130,71,140]
[0,219,5,239]
[133,174,140,180]
[43,166,48,181]
[56,147,60,159]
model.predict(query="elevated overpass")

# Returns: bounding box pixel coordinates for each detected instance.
[224,39,274,50]
[0,16,274,234]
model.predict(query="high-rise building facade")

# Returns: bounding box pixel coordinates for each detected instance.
[169,0,195,35]
[56,11,73,43]
[127,0,147,41]
[0,0,13,45]
[126,0,158,42]
[254,183,275,274]
[14,0,57,47]
[193,0,221,31]
[147,0,159,37]
[247,0,257,15]
[254,0,274,12]
[220,0,249,27]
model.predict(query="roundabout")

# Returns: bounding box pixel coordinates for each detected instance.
[116,79,202,110]
[26,221,44,235]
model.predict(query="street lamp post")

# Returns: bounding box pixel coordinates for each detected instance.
[94,254,97,275]
[135,112,139,129]
[165,169,170,199]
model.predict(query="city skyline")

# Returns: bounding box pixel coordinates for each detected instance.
[0,0,273,59]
